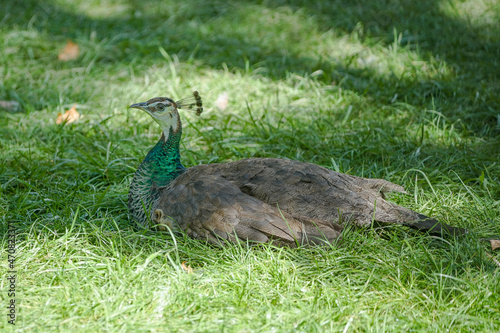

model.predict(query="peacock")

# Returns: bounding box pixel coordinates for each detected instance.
[127,92,465,247]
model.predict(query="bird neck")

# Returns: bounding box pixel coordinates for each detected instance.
[144,126,185,182]
[128,124,185,226]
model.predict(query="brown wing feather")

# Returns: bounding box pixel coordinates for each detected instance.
[207,158,414,225]
[209,158,465,236]
[154,166,343,247]
[153,158,464,244]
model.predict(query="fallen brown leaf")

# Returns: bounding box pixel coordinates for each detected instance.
[181,261,193,274]
[58,40,80,61]
[491,239,500,251]
[56,104,80,125]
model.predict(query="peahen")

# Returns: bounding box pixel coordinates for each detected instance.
[127,92,465,247]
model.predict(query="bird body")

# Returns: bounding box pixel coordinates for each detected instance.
[128,93,465,247]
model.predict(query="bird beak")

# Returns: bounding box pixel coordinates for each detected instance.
[128,102,149,112]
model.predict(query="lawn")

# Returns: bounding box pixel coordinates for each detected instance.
[1,0,499,331]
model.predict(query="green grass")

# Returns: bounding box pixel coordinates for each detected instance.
[1,0,499,331]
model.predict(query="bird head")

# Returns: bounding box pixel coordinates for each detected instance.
[129,97,181,136]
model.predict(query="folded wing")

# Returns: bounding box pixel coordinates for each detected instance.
[154,166,343,247]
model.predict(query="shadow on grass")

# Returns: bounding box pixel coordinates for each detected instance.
[2,0,499,136]
[1,0,498,211]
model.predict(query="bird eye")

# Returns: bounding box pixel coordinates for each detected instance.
[157,104,165,111]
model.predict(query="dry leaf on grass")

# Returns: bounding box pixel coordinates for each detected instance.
[0,100,21,112]
[58,40,80,61]
[181,261,193,274]
[491,239,500,251]
[56,104,80,125]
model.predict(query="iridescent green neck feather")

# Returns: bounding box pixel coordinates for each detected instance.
[128,125,185,227]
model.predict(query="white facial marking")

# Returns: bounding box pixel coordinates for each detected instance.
[148,101,171,113]
[145,100,179,140]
